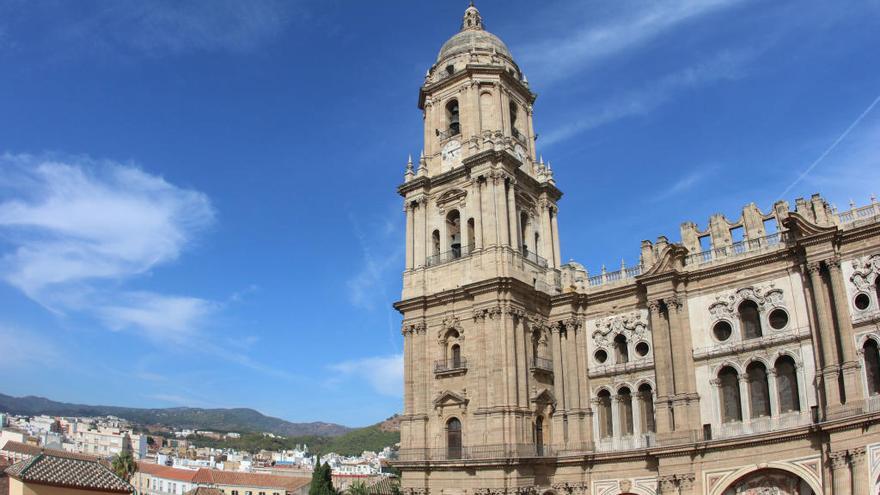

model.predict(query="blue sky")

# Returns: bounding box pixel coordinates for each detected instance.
[0,0,878,427]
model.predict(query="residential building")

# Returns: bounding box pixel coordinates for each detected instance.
[393,4,880,494]
[133,463,310,495]
[69,425,147,460]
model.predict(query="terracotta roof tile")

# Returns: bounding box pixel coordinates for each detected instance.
[186,487,223,495]
[206,470,310,491]
[1,441,97,462]
[4,453,133,493]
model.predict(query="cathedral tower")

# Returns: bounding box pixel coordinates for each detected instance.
[395,4,570,491]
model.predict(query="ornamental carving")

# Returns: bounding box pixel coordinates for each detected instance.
[850,254,880,290]
[592,310,650,349]
[438,316,464,343]
[708,284,784,320]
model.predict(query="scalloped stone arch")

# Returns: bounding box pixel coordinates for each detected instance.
[707,463,821,495]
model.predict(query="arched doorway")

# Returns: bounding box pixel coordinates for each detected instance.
[720,468,815,495]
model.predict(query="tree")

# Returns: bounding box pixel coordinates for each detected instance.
[111,451,137,482]
[309,460,336,495]
[347,481,370,495]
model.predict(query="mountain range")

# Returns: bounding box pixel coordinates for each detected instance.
[0,393,352,437]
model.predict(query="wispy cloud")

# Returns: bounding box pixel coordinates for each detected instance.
[518,0,746,85]
[345,208,402,312]
[540,49,755,146]
[1,0,294,58]
[797,116,880,207]
[329,354,403,398]
[654,165,719,201]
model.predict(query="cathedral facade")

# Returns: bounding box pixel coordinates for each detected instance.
[393,6,880,495]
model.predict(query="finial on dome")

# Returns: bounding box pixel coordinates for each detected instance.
[461,2,483,31]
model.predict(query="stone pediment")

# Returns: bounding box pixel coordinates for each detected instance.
[436,188,467,210]
[641,243,687,277]
[433,390,469,409]
[531,388,557,410]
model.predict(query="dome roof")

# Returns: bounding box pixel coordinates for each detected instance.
[436,4,513,63]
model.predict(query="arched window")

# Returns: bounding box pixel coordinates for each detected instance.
[450,344,461,369]
[446,210,461,258]
[467,218,475,251]
[638,384,655,433]
[719,367,743,423]
[747,362,771,418]
[520,211,529,254]
[597,390,613,438]
[432,230,440,257]
[618,387,633,436]
[614,334,629,364]
[446,418,462,459]
[739,300,763,339]
[775,356,800,412]
[531,330,541,360]
[875,277,880,308]
[509,101,519,138]
[864,339,880,396]
[534,232,540,257]
[446,100,460,136]
[534,416,544,456]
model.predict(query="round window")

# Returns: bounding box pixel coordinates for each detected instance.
[713,321,732,341]
[635,342,650,357]
[854,293,870,310]
[594,349,608,364]
[768,309,789,330]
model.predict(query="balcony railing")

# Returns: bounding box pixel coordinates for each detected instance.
[434,358,468,374]
[596,433,656,452]
[520,246,548,268]
[714,410,812,439]
[426,244,473,267]
[530,356,553,372]
[587,265,642,288]
[397,443,553,462]
[684,231,787,266]
[837,201,880,228]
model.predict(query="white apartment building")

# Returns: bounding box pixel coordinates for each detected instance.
[67,424,147,459]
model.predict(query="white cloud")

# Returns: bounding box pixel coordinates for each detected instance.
[0,153,215,341]
[330,354,403,398]
[540,49,755,146]
[345,207,403,311]
[518,0,746,85]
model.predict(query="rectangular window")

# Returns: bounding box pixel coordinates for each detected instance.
[698,235,711,252]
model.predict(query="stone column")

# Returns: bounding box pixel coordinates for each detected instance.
[830,451,852,495]
[678,474,695,495]
[551,206,562,268]
[473,179,483,249]
[507,179,519,251]
[632,392,643,440]
[828,256,864,405]
[850,447,867,495]
[504,310,517,408]
[526,104,537,161]
[550,323,566,446]
[494,174,510,246]
[414,199,426,268]
[807,261,842,409]
[666,297,688,396]
[423,100,434,159]
[515,313,528,408]
[405,202,414,270]
[541,200,553,262]
[403,326,413,414]
[479,311,489,407]
[767,368,779,417]
[648,301,675,434]
[739,374,752,422]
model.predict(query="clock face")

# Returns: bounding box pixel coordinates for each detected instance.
[441,140,462,171]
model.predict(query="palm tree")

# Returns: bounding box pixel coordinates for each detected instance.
[346,481,370,495]
[111,451,137,482]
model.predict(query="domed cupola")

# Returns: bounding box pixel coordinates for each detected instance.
[434,3,518,73]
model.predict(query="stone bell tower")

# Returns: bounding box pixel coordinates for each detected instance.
[395,3,567,493]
